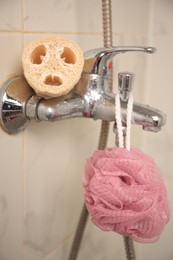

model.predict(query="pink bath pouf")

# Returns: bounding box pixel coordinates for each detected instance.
[83,147,170,243]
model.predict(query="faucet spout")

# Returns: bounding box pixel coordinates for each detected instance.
[93,93,166,132]
[31,90,166,133]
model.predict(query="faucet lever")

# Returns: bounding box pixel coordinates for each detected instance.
[84,46,156,76]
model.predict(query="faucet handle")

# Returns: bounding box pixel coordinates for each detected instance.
[84,46,156,76]
[118,72,135,102]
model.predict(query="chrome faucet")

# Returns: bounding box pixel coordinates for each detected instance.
[0,46,166,134]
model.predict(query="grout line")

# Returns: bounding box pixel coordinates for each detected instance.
[21,121,25,260]
[21,0,24,49]
[144,0,155,99]
[0,30,22,34]
[41,233,73,260]
[140,0,155,152]
[0,29,170,38]
[24,31,103,36]
[0,29,151,37]
[21,1,25,260]
[0,29,102,35]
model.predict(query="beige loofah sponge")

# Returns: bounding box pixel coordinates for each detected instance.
[22,37,84,98]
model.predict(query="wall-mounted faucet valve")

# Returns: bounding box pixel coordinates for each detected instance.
[0,45,166,134]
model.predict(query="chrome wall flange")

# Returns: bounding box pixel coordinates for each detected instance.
[0,76,34,134]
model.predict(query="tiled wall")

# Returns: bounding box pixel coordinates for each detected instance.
[0,0,173,259]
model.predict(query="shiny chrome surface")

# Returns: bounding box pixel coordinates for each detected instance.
[26,95,43,120]
[92,93,166,132]
[118,72,135,102]
[0,46,166,134]
[0,76,34,133]
[37,96,84,121]
[84,46,156,76]
[27,74,166,132]
[0,75,166,134]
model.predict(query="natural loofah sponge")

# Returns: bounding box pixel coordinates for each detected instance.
[83,146,170,243]
[22,37,84,98]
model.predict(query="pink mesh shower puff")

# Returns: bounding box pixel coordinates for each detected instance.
[83,146,170,243]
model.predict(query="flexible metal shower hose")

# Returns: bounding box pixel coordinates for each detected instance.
[124,236,136,260]
[68,1,135,259]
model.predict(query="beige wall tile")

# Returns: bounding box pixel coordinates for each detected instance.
[0,131,23,260]
[43,237,72,260]
[23,0,78,33]
[112,0,150,34]
[23,0,150,34]
[141,36,173,180]
[76,222,127,260]
[0,32,23,260]
[0,33,22,82]
[153,0,173,35]
[0,0,22,31]
[23,118,101,258]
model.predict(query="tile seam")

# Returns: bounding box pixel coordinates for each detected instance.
[41,233,73,260]
[21,1,25,260]
[0,29,153,37]
[0,30,170,38]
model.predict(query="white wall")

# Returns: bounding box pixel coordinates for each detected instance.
[0,0,172,259]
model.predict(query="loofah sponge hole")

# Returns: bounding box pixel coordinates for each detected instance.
[44,75,62,87]
[30,45,76,66]
[60,47,76,64]
[31,45,46,64]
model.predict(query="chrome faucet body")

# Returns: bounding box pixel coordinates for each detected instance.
[0,46,166,134]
